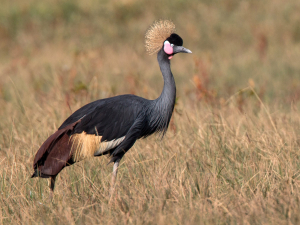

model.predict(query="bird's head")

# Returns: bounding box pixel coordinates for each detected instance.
[145,20,192,59]
[163,33,192,59]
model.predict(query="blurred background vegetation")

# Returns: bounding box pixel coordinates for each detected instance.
[0,0,300,224]
[1,0,300,109]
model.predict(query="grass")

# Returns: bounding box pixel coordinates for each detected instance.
[1,0,300,224]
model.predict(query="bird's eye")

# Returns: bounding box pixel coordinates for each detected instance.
[171,44,174,47]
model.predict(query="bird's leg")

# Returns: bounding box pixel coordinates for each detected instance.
[49,175,56,200]
[110,161,120,197]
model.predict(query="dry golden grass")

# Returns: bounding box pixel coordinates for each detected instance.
[1,0,300,224]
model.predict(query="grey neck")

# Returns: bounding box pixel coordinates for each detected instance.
[148,48,176,134]
[156,49,176,104]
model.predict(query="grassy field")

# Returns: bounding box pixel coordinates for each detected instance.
[1,0,300,224]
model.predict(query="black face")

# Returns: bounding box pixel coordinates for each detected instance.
[166,33,183,46]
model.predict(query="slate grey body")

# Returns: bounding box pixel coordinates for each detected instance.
[31,32,191,194]
[59,48,176,163]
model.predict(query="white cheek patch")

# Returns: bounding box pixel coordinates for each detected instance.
[164,40,173,55]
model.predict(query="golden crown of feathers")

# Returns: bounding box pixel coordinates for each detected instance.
[145,20,176,55]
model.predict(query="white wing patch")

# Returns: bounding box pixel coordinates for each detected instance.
[71,132,125,162]
[94,136,125,156]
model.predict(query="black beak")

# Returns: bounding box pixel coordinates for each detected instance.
[173,45,192,54]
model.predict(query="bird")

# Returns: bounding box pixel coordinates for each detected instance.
[31,20,192,195]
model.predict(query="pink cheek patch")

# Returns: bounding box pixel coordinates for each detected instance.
[164,42,173,55]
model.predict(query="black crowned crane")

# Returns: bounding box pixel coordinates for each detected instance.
[31,20,192,195]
